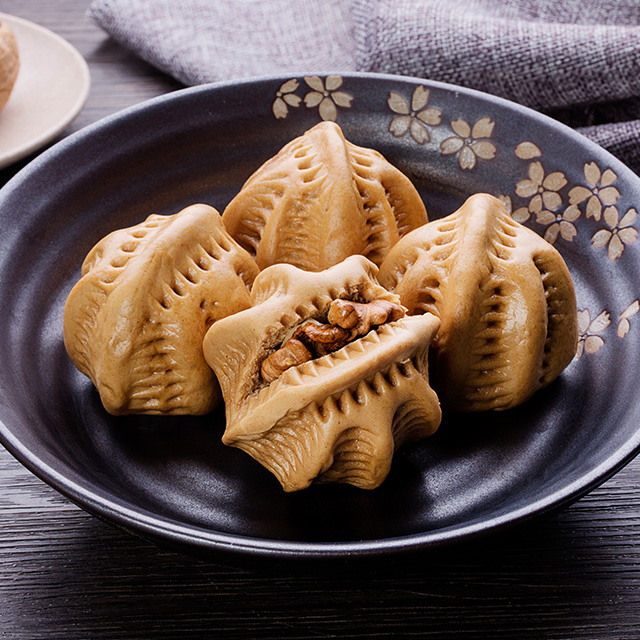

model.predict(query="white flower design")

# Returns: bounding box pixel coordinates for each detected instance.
[273,79,302,119]
[512,162,576,243]
[618,300,639,338]
[303,76,353,122]
[568,162,620,221]
[591,206,638,261]
[440,118,496,170]
[576,309,610,358]
[388,87,441,144]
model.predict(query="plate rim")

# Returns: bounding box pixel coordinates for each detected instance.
[1,71,640,560]
[2,415,638,560]
[6,69,639,195]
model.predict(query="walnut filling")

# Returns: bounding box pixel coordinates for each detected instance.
[260,299,405,383]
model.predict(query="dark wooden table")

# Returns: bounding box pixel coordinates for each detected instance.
[2,2,640,638]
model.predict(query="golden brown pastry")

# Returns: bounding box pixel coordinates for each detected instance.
[203,255,442,492]
[64,204,259,415]
[378,193,578,412]
[222,121,428,271]
[0,20,19,111]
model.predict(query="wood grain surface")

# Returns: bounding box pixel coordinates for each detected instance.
[1,2,640,638]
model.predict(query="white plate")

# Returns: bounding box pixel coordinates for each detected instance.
[0,13,90,169]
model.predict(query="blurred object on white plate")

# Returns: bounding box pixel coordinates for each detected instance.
[0,13,90,170]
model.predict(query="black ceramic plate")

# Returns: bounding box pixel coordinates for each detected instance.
[1,73,640,561]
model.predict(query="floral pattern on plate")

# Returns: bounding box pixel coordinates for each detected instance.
[270,76,640,357]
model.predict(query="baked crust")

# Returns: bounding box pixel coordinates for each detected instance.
[64,204,259,415]
[203,255,441,491]
[222,121,428,271]
[378,193,578,411]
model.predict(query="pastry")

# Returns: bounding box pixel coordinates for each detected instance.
[0,19,19,111]
[203,255,442,491]
[64,203,259,415]
[378,193,578,412]
[222,121,428,271]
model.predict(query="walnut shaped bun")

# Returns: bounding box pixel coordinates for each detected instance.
[378,194,578,412]
[222,121,428,271]
[203,255,442,492]
[64,204,259,415]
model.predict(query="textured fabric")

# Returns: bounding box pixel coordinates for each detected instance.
[88,0,356,85]
[354,0,640,112]
[88,0,640,174]
[353,0,640,173]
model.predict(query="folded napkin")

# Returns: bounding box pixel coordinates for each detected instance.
[89,0,640,175]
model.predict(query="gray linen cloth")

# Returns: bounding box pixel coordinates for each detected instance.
[88,0,640,174]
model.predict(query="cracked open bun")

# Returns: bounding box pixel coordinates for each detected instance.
[378,193,578,412]
[64,204,259,415]
[203,255,441,492]
[221,121,428,271]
